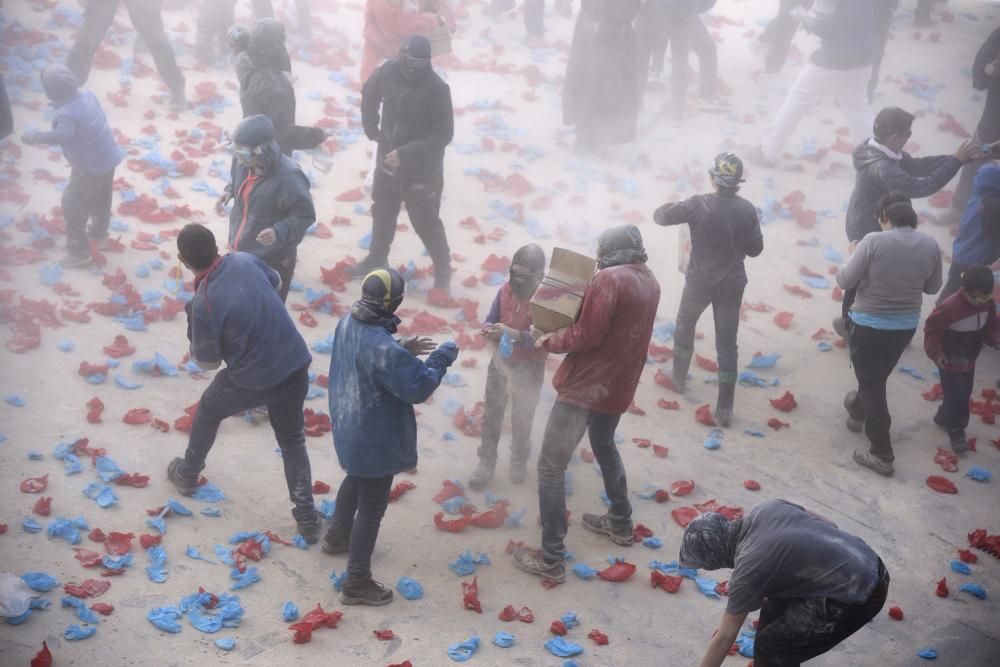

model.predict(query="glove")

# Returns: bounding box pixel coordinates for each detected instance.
[431,340,459,367]
[227,25,251,54]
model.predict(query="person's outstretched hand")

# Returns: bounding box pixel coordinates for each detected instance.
[401,336,436,356]
[955,139,978,163]
[433,340,459,366]
[215,191,233,216]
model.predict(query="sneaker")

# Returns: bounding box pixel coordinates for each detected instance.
[512,546,566,583]
[60,253,94,269]
[853,449,894,476]
[509,457,528,485]
[339,578,393,606]
[296,516,321,545]
[844,391,864,432]
[166,457,198,496]
[468,459,495,492]
[321,528,350,555]
[949,431,969,455]
[581,512,634,547]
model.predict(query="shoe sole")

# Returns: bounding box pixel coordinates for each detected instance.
[339,592,393,607]
[581,520,633,547]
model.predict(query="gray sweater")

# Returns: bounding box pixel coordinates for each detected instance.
[836,227,943,316]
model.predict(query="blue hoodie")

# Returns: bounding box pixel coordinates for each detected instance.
[952,163,1000,266]
[30,64,123,173]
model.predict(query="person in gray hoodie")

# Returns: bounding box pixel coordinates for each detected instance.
[836,193,942,476]
[21,64,124,269]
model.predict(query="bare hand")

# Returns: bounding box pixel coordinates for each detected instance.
[215,191,233,216]
[955,139,978,163]
[401,336,436,356]
[384,150,401,169]
[256,228,277,246]
[482,324,506,341]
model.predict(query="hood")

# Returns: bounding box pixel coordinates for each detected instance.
[972,162,1000,197]
[40,64,79,102]
[249,18,291,72]
[852,139,894,170]
[596,224,647,269]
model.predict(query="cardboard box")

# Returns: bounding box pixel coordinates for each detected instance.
[529,247,596,333]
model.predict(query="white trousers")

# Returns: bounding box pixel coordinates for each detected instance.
[761,62,875,162]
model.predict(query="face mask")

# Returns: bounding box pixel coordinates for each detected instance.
[400,54,430,80]
[510,272,541,300]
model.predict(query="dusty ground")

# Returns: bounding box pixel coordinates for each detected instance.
[0,0,998,665]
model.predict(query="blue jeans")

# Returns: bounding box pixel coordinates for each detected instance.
[538,401,630,562]
[328,475,394,580]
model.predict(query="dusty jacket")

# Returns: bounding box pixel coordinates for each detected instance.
[361,57,454,183]
[952,163,1000,267]
[924,290,1000,373]
[543,263,660,415]
[227,140,315,263]
[31,64,122,173]
[328,313,453,478]
[845,139,963,241]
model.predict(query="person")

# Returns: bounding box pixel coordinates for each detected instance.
[756,1,812,86]
[867,0,899,103]
[0,75,12,141]
[324,268,458,605]
[64,0,186,111]
[229,19,326,157]
[468,244,548,490]
[166,223,320,542]
[511,225,660,583]
[680,500,889,667]
[754,0,876,166]
[485,0,545,43]
[835,107,980,337]
[947,27,1000,222]
[836,193,943,476]
[196,0,313,65]
[563,0,641,152]
[653,153,764,426]
[938,163,1000,303]
[20,64,123,269]
[360,0,454,84]
[924,266,1000,453]
[214,114,315,303]
[353,35,455,290]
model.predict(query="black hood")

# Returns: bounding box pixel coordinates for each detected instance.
[41,64,79,103]
[596,224,647,269]
[249,18,291,72]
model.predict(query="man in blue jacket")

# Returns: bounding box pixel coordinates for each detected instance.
[21,64,123,269]
[167,224,321,542]
[324,268,458,606]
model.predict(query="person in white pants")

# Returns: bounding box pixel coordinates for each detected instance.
[756,0,877,165]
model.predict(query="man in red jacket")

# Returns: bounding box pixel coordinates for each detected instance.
[512,225,661,583]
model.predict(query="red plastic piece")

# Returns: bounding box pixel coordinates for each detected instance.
[773,311,794,329]
[588,629,609,645]
[30,642,52,667]
[86,396,105,423]
[518,607,534,623]
[20,474,49,493]
[312,480,331,494]
[657,399,680,410]
[926,475,958,494]
[695,404,716,426]
[550,620,568,636]
[597,560,636,582]
[936,577,949,597]
[922,384,944,401]
[744,480,761,491]
[335,187,364,202]
[388,480,416,502]
[471,501,509,529]
[139,534,161,549]
[651,570,683,593]
[103,335,135,358]
[958,549,978,564]
[114,472,150,487]
[33,496,52,516]
[633,437,651,448]
[767,418,789,430]
[888,606,903,620]
[104,531,134,556]
[695,354,718,372]
[499,604,517,622]
[670,480,695,496]
[672,507,699,527]
[434,511,474,533]
[783,284,812,298]
[769,391,798,412]
[374,629,395,640]
[64,579,111,598]
[933,448,958,473]
[90,602,114,615]
[654,368,680,393]
[432,480,465,504]
[654,489,670,503]
[123,408,152,425]
[89,529,106,542]
[632,524,654,541]
[74,548,103,568]
[652,444,669,459]
[462,576,482,613]
[968,529,1000,559]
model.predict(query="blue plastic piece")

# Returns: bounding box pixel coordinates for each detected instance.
[498,331,513,358]
[200,507,222,517]
[735,629,755,657]
[959,583,987,599]
[6,609,32,625]
[21,572,58,592]
[918,648,938,660]
[448,550,490,576]
[966,467,991,482]
[493,631,514,648]
[230,567,260,590]
[329,570,348,592]
[283,601,299,622]
[64,624,97,640]
[147,545,167,567]
[22,517,43,533]
[95,456,125,482]
[695,576,721,598]
[186,546,214,563]
[440,496,469,515]
[214,545,235,565]
[215,637,236,650]
[148,606,183,633]
[950,560,971,575]
[505,507,527,528]
[192,482,226,502]
[545,637,584,657]
[57,339,75,352]
[82,482,118,508]
[560,612,580,629]
[447,635,481,662]
[166,499,192,516]
[643,537,664,549]
[747,354,779,369]
[101,553,133,570]
[114,374,143,390]
[317,499,336,519]
[146,567,168,583]
[572,563,598,579]
[5,395,25,407]
[650,560,699,579]
[396,576,424,600]
[292,534,308,549]
[817,341,833,352]
[47,517,83,544]
[898,366,926,380]
[62,596,100,623]
[63,453,83,475]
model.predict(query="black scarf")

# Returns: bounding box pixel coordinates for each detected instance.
[350,299,400,333]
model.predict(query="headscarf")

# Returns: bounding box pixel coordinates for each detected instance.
[351,268,405,332]
[227,114,281,173]
[509,243,546,300]
[40,64,79,103]
[678,512,744,570]
[248,18,292,72]
[596,224,647,269]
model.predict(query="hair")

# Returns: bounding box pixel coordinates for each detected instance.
[873,107,915,141]
[876,192,918,228]
[177,224,219,271]
[962,265,995,296]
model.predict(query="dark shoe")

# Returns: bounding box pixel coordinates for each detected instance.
[512,546,565,583]
[844,391,864,432]
[468,459,495,491]
[321,528,349,555]
[949,431,969,455]
[714,381,736,428]
[345,256,387,279]
[60,253,94,269]
[339,578,393,606]
[166,457,198,496]
[296,516,321,545]
[581,512,633,547]
[509,456,528,485]
[853,449,894,477]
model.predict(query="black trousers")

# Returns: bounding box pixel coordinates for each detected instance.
[195,0,312,63]
[181,365,316,523]
[67,0,184,92]
[267,251,296,303]
[370,167,451,279]
[673,271,746,379]
[328,474,394,581]
[637,10,717,110]
[478,358,545,465]
[847,323,915,462]
[754,560,890,667]
[760,0,800,74]
[538,401,630,562]
[937,368,975,435]
[63,167,115,257]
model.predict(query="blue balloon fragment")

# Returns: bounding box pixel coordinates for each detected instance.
[114,374,143,390]
[447,635,481,662]
[918,648,938,660]
[82,482,118,508]
[62,596,100,624]
[283,601,299,622]
[186,546,214,563]
[572,563,597,579]
[146,567,168,583]
[329,570,348,592]
[47,517,84,544]
[561,612,580,629]
[95,456,125,482]
[817,341,833,352]
[545,637,584,658]
[493,631,514,648]
[396,576,424,600]
[200,507,222,517]
[643,537,664,549]
[215,637,236,650]
[22,517,43,533]
[441,496,469,515]
[192,482,226,502]
[292,534,308,549]
[101,553,133,570]
[747,353,779,369]
[64,624,97,640]
[148,606,183,633]
[317,499,336,519]
[966,467,991,482]
[230,567,260,590]
[166,499,192,516]
[5,395,25,407]
[959,583,987,599]
[21,572,58,592]
[735,630,755,657]
[214,544,235,565]
[449,550,490,576]
[950,560,971,575]
[695,576,721,598]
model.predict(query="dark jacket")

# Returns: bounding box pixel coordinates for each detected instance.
[953,163,1000,266]
[361,57,454,183]
[0,75,12,141]
[190,253,311,390]
[845,139,963,241]
[973,27,1000,141]
[328,314,453,478]
[543,263,660,415]
[805,0,875,70]
[227,139,315,264]
[29,64,122,173]
[924,290,1000,374]
[654,192,764,285]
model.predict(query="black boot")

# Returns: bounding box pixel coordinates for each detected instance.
[714,381,736,428]
[672,347,693,393]
[166,457,198,496]
[340,577,394,606]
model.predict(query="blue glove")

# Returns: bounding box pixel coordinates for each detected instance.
[432,340,459,366]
